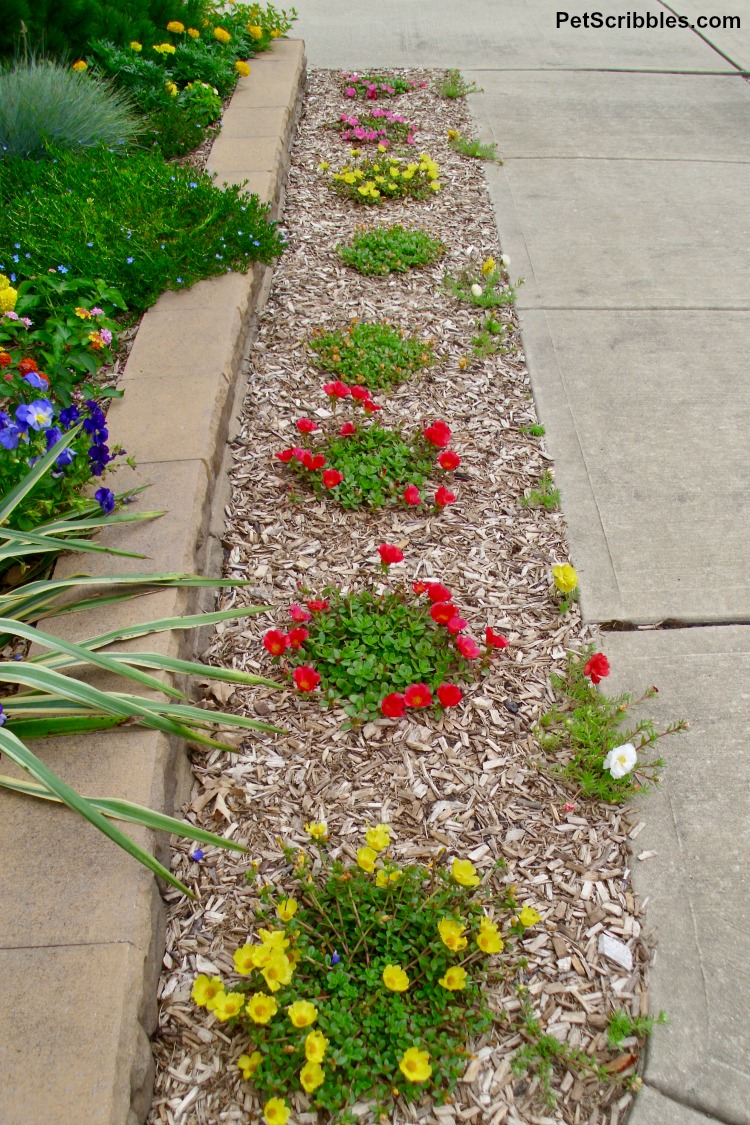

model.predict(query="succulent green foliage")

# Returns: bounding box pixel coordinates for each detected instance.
[309,321,435,391]
[336,225,445,276]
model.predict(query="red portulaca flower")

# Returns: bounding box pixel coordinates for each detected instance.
[403,485,421,505]
[302,451,326,471]
[435,486,456,508]
[363,399,382,413]
[381,692,406,718]
[322,469,344,487]
[307,599,329,613]
[287,627,309,649]
[350,385,371,401]
[424,420,451,448]
[438,450,460,471]
[263,629,288,656]
[289,604,312,622]
[296,417,318,434]
[427,582,451,603]
[323,380,351,398]
[456,635,480,659]
[293,665,321,692]
[430,601,457,625]
[446,615,467,634]
[339,422,356,436]
[437,683,463,707]
[584,652,610,684]
[404,683,433,708]
[275,448,295,463]
[412,581,428,594]
[378,544,404,565]
[485,627,509,649]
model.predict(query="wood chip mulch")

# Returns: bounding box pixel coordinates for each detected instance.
[147,69,652,1125]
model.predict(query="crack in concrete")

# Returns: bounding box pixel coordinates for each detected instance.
[646,1080,745,1125]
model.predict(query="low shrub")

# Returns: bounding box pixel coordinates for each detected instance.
[336,224,445,276]
[327,151,441,205]
[308,320,435,391]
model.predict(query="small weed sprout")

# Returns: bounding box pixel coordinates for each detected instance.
[519,470,560,511]
[442,256,521,309]
[519,422,546,437]
[471,314,511,358]
[448,130,501,162]
[435,69,482,98]
[607,1009,669,1049]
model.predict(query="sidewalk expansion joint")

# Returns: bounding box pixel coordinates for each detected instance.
[656,0,748,74]
[647,1080,741,1125]
[598,618,750,631]
[465,66,747,76]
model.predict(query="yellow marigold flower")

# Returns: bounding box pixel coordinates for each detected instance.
[247,991,278,1024]
[153,42,176,54]
[357,846,378,873]
[476,918,504,953]
[519,905,542,928]
[552,563,578,593]
[130,41,143,50]
[259,928,289,949]
[72,59,87,71]
[187,27,200,38]
[235,60,251,77]
[277,898,298,922]
[263,1098,290,1125]
[439,966,468,990]
[166,20,185,32]
[287,999,318,1028]
[287,948,302,968]
[305,1029,328,1063]
[481,256,496,274]
[382,965,410,992]
[438,917,468,952]
[300,1060,324,1092]
[399,1047,432,1083]
[233,943,256,975]
[213,990,246,1021]
[238,1050,262,1079]
[451,858,480,887]
[0,274,10,290]
[305,821,328,840]
[165,80,178,96]
[262,952,294,992]
[191,974,223,1008]
[248,24,264,38]
[213,26,231,43]
[365,823,391,851]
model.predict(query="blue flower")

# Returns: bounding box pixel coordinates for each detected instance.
[59,405,80,428]
[330,951,341,966]
[94,486,116,515]
[57,265,69,274]
[87,241,94,248]
[88,443,111,476]
[16,400,54,431]
[12,254,19,263]
[22,371,49,391]
[0,425,21,450]
[45,426,63,449]
[190,848,205,861]
[189,181,198,188]
[126,257,134,264]
[0,703,6,726]
[176,277,183,284]
[56,447,77,468]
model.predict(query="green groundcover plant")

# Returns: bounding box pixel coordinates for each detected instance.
[435,69,481,99]
[442,254,520,309]
[537,646,687,802]
[261,550,510,720]
[336,224,445,276]
[341,71,426,99]
[326,151,441,205]
[333,109,417,147]
[308,320,435,391]
[274,385,459,512]
[0,145,285,312]
[190,826,543,1123]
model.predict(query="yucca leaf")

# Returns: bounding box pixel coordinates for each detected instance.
[0,726,192,896]
[7,716,127,738]
[121,695,283,732]
[32,648,279,690]
[61,604,266,649]
[0,524,147,559]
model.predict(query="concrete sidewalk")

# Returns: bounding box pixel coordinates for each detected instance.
[293,2,750,1122]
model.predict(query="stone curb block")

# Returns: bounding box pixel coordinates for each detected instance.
[0,41,306,1125]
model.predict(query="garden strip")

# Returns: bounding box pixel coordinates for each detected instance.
[0,41,306,1125]
[148,71,658,1125]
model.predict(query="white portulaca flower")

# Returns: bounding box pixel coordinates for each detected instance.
[602,742,637,779]
[470,283,483,297]
[500,254,511,267]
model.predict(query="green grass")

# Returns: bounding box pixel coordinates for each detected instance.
[519,470,560,510]
[519,423,545,437]
[435,69,482,98]
[607,1009,668,1049]
[449,135,501,162]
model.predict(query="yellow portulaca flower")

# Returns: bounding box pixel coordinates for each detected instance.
[476,918,504,954]
[300,1060,325,1092]
[399,1046,432,1083]
[214,26,231,43]
[451,858,480,887]
[429,181,442,192]
[271,28,281,37]
[277,898,298,922]
[246,991,278,1024]
[438,917,468,951]
[439,966,468,990]
[233,943,256,975]
[263,1098,290,1125]
[248,24,264,38]
[72,59,87,71]
[305,821,328,840]
[0,285,19,313]
[191,974,223,1008]
[519,905,542,928]
[357,846,378,872]
[287,999,318,1028]
[318,161,329,171]
[377,142,387,152]
[552,563,578,593]
[365,823,391,851]
[261,952,294,992]
[166,20,185,32]
[382,964,410,992]
[187,27,200,38]
[238,1050,262,1079]
[447,128,461,141]
[305,1029,328,1063]
[235,60,251,77]
[259,928,289,949]
[481,256,496,274]
[130,41,143,50]
[375,869,389,888]
[212,990,246,1021]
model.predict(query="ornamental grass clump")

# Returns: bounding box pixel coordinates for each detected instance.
[308,319,435,391]
[442,255,519,309]
[275,385,459,512]
[261,552,510,719]
[333,108,417,146]
[537,647,687,802]
[327,151,441,205]
[336,224,445,276]
[191,827,535,1121]
[341,71,425,99]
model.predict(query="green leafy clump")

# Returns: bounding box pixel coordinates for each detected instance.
[536,647,687,802]
[341,71,420,98]
[0,59,141,158]
[327,151,441,205]
[191,831,523,1120]
[309,320,435,391]
[519,422,545,437]
[442,258,520,309]
[336,224,445,276]
[607,1009,668,1050]
[0,145,285,313]
[470,313,511,358]
[519,470,560,511]
[435,69,482,99]
[448,133,500,162]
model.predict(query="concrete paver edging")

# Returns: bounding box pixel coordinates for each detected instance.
[0,40,305,1125]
